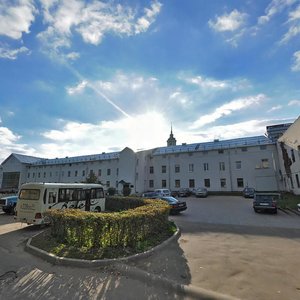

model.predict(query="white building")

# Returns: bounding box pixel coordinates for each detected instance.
[1,119,299,194]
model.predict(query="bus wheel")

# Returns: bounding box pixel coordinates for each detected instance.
[94,206,101,212]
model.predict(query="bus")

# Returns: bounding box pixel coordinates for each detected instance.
[15,182,105,225]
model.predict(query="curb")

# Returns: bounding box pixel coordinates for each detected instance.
[25,226,181,267]
[25,226,240,300]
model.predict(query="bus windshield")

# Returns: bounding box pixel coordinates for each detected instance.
[19,189,40,200]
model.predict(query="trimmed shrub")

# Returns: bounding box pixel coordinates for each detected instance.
[45,197,170,250]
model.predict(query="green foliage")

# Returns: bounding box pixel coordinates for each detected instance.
[277,192,300,209]
[83,170,98,183]
[122,185,131,196]
[107,187,116,196]
[45,197,170,254]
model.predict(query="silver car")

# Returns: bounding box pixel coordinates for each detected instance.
[195,187,208,197]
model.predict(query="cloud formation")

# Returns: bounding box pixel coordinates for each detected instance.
[291,50,300,71]
[0,45,30,60]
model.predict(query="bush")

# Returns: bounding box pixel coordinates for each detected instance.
[107,187,116,196]
[45,197,170,251]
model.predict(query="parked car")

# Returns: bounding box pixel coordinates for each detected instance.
[243,187,255,198]
[195,187,208,198]
[154,189,171,196]
[178,188,191,197]
[0,195,18,214]
[253,193,280,214]
[142,191,159,199]
[159,196,187,214]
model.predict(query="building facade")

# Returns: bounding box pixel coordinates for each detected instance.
[1,119,299,195]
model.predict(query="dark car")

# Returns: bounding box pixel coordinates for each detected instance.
[160,196,187,214]
[178,188,191,197]
[142,191,159,199]
[253,193,280,214]
[0,195,18,214]
[243,187,255,198]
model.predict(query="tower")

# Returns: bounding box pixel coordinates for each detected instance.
[167,125,177,146]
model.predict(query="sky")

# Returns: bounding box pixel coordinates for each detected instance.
[0,0,300,162]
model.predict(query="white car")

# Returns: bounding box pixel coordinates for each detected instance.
[154,189,171,196]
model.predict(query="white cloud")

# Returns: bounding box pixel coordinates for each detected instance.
[190,94,266,129]
[66,80,88,95]
[40,112,169,157]
[258,0,297,25]
[38,0,162,55]
[280,25,300,44]
[0,0,36,39]
[0,45,30,60]
[267,105,283,112]
[209,9,247,32]
[291,50,300,71]
[288,99,300,105]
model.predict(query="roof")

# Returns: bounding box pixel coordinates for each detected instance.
[278,116,300,150]
[32,152,120,166]
[1,153,42,166]
[153,136,274,155]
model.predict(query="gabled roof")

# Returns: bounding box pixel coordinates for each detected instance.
[153,135,274,155]
[1,153,42,166]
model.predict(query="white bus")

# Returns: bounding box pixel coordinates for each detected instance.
[15,182,105,225]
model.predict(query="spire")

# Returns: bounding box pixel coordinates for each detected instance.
[167,124,177,146]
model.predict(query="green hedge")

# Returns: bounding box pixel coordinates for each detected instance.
[45,197,170,250]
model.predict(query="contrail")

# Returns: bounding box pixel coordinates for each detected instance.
[65,63,131,118]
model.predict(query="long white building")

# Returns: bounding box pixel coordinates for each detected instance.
[1,117,299,195]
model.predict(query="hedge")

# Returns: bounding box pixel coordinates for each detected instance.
[45,196,170,250]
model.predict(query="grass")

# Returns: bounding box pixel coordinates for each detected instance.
[30,221,177,260]
[277,192,300,210]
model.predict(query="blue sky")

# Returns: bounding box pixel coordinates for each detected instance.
[0,0,299,162]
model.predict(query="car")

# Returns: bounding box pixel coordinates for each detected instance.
[253,193,280,214]
[243,187,255,198]
[159,196,187,214]
[142,191,160,199]
[0,195,18,214]
[178,188,191,197]
[195,187,208,197]
[154,189,171,197]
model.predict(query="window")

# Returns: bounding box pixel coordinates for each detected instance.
[27,173,30,178]
[107,168,111,176]
[149,180,154,188]
[219,162,225,171]
[296,174,300,188]
[43,172,46,178]
[175,180,180,188]
[220,178,226,188]
[189,164,194,172]
[290,177,294,189]
[106,181,110,187]
[82,170,85,177]
[33,173,35,178]
[262,159,269,168]
[150,166,154,174]
[260,145,267,150]
[175,164,180,173]
[236,161,241,169]
[38,172,41,178]
[204,163,209,171]
[116,168,119,176]
[75,170,78,177]
[162,180,167,188]
[291,149,295,162]
[241,147,248,152]
[189,179,195,188]
[68,171,71,177]
[98,169,102,176]
[218,149,224,154]
[49,172,52,178]
[204,178,210,188]
[162,165,167,173]
[237,178,244,188]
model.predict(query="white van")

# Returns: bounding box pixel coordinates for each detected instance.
[154,189,171,196]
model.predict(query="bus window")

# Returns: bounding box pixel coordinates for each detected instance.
[48,192,57,204]
[19,189,40,200]
[95,188,104,198]
[43,189,47,204]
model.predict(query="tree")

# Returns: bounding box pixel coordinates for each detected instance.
[83,170,98,184]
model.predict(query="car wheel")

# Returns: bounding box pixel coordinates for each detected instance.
[94,206,101,212]
[273,208,278,214]
[254,208,258,213]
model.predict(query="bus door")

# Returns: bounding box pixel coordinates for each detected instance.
[46,188,58,209]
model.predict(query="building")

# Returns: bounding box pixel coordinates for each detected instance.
[1,119,299,194]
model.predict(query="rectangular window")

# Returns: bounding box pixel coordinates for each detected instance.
[236,161,241,169]
[237,178,244,188]
[296,174,300,188]
[49,172,52,178]
[204,163,209,171]
[150,166,154,174]
[189,164,194,172]
[260,145,267,150]
[220,178,226,188]
[204,178,210,188]
[116,168,119,176]
[262,159,269,168]
[175,180,180,188]
[219,162,225,171]
[291,149,295,162]
[218,149,224,154]
[38,172,41,178]
[189,179,195,188]
[33,173,35,178]
[68,171,71,177]
[175,164,180,173]
[82,170,85,177]
[290,177,294,189]
[106,181,110,187]
[162,180,167,188]
[98,169,102,176]
[107,168,111,176]
[162,165,167,173]
[27,173,30,178]
[241,147,248,152]
[75,170,78,177]
[149,180,154,188]
[43,172,46,178]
